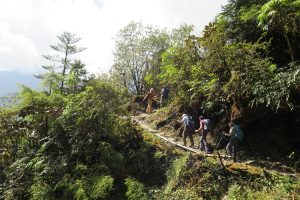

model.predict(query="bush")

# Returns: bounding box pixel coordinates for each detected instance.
[165,153,190,193]
[30,181,54,200]
[227,182,293,200]
[53,177,73,200]
[91,175,114,200]
[74,180,88,200]
[125,178,149,200]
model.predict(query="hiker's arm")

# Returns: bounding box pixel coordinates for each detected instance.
[223,128,233,137]
[196,121,204,133]
[143,93,148,102]
[195,127,202,133]
[222,132,229,136]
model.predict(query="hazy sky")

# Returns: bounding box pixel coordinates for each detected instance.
[0,0,228,75]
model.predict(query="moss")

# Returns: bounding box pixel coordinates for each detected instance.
[226,162,263,176]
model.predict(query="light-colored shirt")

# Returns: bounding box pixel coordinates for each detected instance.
[181,116,189,127]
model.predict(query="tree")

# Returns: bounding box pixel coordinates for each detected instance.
[66,60,87,94]
[258,0,300,62]
[34,65,61,95]
[169,24,194,47]
[111,22,169,94]
[38,32,86,94]
[221,0,267,42]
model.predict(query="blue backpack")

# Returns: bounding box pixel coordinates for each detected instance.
[203,119,212,130]
[235,125,244,141]
[161,88,169,98]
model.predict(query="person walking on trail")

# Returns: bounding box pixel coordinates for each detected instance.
[222,122,244,162]
[181,114,195,148]
[195,116,211,153]
[143,88,156,114]
[160,86,170,107]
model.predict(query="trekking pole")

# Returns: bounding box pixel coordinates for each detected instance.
[215,133,227,170]
[216,134,224,150]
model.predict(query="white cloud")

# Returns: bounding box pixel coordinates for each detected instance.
[0,0,227,74]
[0,22,41,73]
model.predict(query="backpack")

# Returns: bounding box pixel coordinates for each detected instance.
[235,125,244,141]
[203,119,212,130]
[187,116,195,129]
[161,88,169,98]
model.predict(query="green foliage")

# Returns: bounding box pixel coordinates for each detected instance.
[159,35,202,101]
[3,157,32,200]
[2,2,300,199]
[91,175,114,200]
[30,181,54,200]
[66,59,88,94]
[98,142,124,171]
[251,62,300,110]
[53,177,74,200]
[112,21,170,94]
[227,181,292,200]
[257,0,300,62]
[125,178,149,200]
[74,180,89,200]
[37,31,86,94]
[74,188,88,200]
[165,154,190,193]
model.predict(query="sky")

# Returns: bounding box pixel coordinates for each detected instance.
[0,0,228,75]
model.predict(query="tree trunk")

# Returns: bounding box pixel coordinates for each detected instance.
[60,51,69,94]
[283,31,294,62]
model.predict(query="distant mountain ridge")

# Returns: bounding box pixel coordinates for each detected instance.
[0,71,40,97]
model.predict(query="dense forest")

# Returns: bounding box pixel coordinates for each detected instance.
[1,0,300,199]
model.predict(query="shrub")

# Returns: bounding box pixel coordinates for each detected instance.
[74,180,88,200]
[30,181,54,200]
[91,175,114,200]
[125,178,149,200]
[165,153,190,193]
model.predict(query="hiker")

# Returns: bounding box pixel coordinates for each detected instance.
[181,114,195,148]
[195,116,211,153]
[222,122,244,162]
[143,88,156,113]
[160,86,170,107]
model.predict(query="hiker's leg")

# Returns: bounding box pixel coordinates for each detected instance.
[149,99,153,113]
[226,141,232,156]
[199,135,203,150]
[162,97,168,107]
[183,128,187,146]
[188,129,194,147]
[202,130,209,152]
[199,131,204,150]
[146,100,151,113]
[232,140,240,162]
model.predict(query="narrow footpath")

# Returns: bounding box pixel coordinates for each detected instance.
[132,113,228,157]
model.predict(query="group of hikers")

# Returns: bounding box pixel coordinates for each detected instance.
[143,87,244,162]
[181,114,244,162]
[143,87,169,113]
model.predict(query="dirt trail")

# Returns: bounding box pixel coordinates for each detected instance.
[133,113,231,158]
